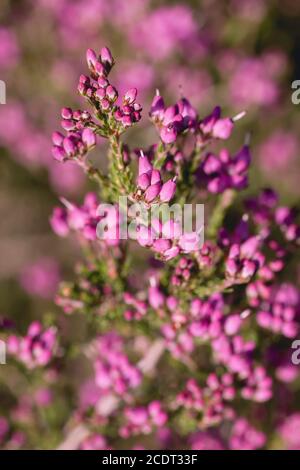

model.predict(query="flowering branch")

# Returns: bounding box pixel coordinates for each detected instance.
[5,46,300,451]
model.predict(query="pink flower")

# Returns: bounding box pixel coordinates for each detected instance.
[278,414,300,449]
[128,6,197,60]
[229,418,266,450]
[80,434,108,450]
[19,258,60,299]
[8,322,57,368]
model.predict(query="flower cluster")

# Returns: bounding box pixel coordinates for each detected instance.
[80,434,109,451]
[256,283,300,338]
[40,47,300,450]
[136,152,177,203]
[229,418,266,450]
[52,113,96,164]
[7,322,57,369]
[136,218,202,261]
[80,47,142,131]
[119,402,167,438]
[176,374,235,426]
[93,333,141,396]
[50,192,100,240]
[200,145,251,194]
[149,93,197,144]
[3,44,300,451]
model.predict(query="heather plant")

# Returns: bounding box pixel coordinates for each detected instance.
[1,45,300,450]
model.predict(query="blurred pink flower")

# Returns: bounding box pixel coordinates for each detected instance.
[258,131,298,172]
[34,388,53,406]
[79,379,102,410]
[115,61,155,101]
[163,66,212,105]
[49,161,85,195]
[229,57,281,107]
[278,413,300,449]
[128,6,198,60]
[229,418,266,450]
[80,434,108,450]
[19,257,60,299]
[190,431,224,450]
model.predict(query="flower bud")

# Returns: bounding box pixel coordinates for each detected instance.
[52,131,64,146]
[208,175,229,194]
[240,236,259,258]
[240,260,257,279]
[148,285,165,309]
[61,119,76,131]
[233,145,251,173]
[61,107,73,119]
[100,47,113,67]
[224,315,242,335]
[225,258,239,277]
[95,61,105,77]
[159,178,176,202]
[50,207,69,236]
[133,102,142,112]
[150,169,161,185]
[162,105,177,126]
[144,182,162,202]
[228,244,240,259]
[212,118,234,139]
[100,99,110,111]
[98,77,108,88]
[203,154,222,174]
[160,125,177,144]
[200,106,221,134]
[106,85,118,102]
[138,173,150,190]
[52,146,66,162]
[138,152,152,175]
[122,105,131,115]
[132,111,141,122]
[63,137,76,156]
[79,74,89,84]
[82,128,96,148]
[120,115,132,127]
[124,88,137,105]
[95,88,106,100]
[177,97,197,121]
[86,48,97,68]
[77,82,87,95]
[150,93,165,120]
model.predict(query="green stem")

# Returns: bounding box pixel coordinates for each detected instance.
[207,189,236,240]
[108,133,134,197]
[177,277,238,301]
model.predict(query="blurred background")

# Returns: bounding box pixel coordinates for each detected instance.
[0,0,300,449]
